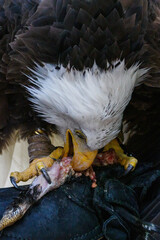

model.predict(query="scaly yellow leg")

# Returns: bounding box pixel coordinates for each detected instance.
[10,147,64,188]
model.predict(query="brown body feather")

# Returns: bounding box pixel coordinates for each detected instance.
[0,0,159,153]
[123,0,160,157]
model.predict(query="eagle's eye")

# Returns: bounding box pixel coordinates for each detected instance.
[75,129,87,140]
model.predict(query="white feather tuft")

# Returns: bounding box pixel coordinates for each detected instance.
[26,60,148,150]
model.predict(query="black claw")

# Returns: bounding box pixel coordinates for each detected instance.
[10,176,19,189]
[123,164,134,176]
[40,168,51,184]
[10,177,28,191]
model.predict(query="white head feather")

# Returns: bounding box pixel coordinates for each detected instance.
[26,60,147,150]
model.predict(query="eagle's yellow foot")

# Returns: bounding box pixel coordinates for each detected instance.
[10,147,64,189]
[96,139,138,173]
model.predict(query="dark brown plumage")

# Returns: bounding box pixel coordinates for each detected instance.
[0,0,159,154]
[123,0,160,157]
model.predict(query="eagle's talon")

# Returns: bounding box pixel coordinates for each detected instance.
[10,177,27,191]
[10,158,53,185]
[40,168,51,184]
[123,164,134,176]
[122,157,138,171]
[10,176,20,190]
[9,147,64,186]
[36,161,52,184]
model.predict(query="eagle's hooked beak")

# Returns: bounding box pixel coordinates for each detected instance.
[63,129,98,171]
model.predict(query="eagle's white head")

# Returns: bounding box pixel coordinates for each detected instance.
[27,61,147,150]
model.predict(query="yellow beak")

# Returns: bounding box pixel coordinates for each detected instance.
[63,129,98,171]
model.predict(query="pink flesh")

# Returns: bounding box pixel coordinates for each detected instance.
[83,166,97,188]
[30,157,74,201]
[94,148,119,166]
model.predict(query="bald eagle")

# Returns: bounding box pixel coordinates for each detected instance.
[0,0,160,231]
[0,0,160,207]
